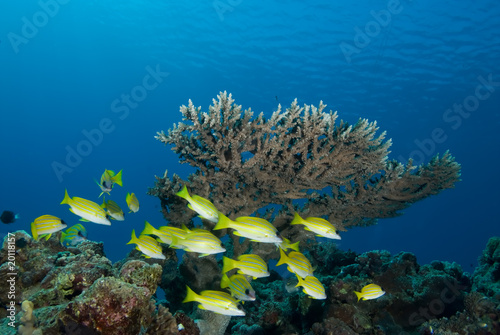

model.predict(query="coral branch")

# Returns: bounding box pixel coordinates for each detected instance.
[150,92,461,237]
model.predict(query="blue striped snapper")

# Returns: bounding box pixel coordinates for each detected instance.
[221,273,256,301]
[141,221,187,245]
[171,230,225,256]
[101,197,124,221]
[183,285,245,316]
[222,254,270,279]
[277,248,313,279]
[96,169,122,197]
[291,212,341,240]
[60,224,87,247]
[31,215,67,241]
[176,185,219,223]
[214,213,282,243]
[127,229,165,259]
[354,284,385,301]
[296,274,326,300]
[126,192,139,213]
[158,225,190,243]
[60,189,111,226]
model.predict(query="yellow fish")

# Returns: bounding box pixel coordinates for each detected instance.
[127,229,165,259]
[126,192,139,213]
[171,230,225,256]
[214,213,282,243]
[290,212,341,240]
[354,284,385,301]
[276,237,300,252]
[96,169,123,197]
[276,248,313,279]
[176,185,219,223]
[221,273,256,301]
[222,254,270,279]
[183,286,245,316]
[295,274,326,300]
[101,197,124,221]
[61,189,111,225]
[31,215,67,241]
[141,221,189,245]
[60,224,87,247]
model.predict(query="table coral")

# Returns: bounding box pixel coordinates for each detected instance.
[150,91,461,237]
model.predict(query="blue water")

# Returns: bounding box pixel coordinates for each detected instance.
[1,0,499,273]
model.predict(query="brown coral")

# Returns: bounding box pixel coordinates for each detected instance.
[150,91,460,235]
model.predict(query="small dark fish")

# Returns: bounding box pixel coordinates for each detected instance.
[1,210,19,224]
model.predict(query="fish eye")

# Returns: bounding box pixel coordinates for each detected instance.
[245,289,250,294]
[237,304,244,310]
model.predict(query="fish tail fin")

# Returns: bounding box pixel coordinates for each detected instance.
[170,235,181,249]
[31,221,38,241]
[182,285,199,303]
[113,169,123,187]
[354,291,363,302]
[60,231,67,242]
[142,221,156,235]
[221,273,230,288]
[290,212,304,226]
[175,185,190,200]
[214,212,233,230]
[222,256,237,274]
[290,241,300,252]
[127,230,138,245]
[295,274,304,288]
[276,248,288,267]
[60,189,71,205]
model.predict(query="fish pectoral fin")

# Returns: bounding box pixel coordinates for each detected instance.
[79,218,90,222]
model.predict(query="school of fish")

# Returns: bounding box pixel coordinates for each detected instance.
[28,170,385,317]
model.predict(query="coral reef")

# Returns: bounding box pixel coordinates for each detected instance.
[150,91,461,236]
[0,230,498,334]
[0,231,179,335]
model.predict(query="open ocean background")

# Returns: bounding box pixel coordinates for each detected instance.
[1,0,499,274]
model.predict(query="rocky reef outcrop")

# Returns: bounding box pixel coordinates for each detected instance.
[1,231,498,334]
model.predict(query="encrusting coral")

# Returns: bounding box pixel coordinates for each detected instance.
[18,300,41,335]
[150,91,461,254]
